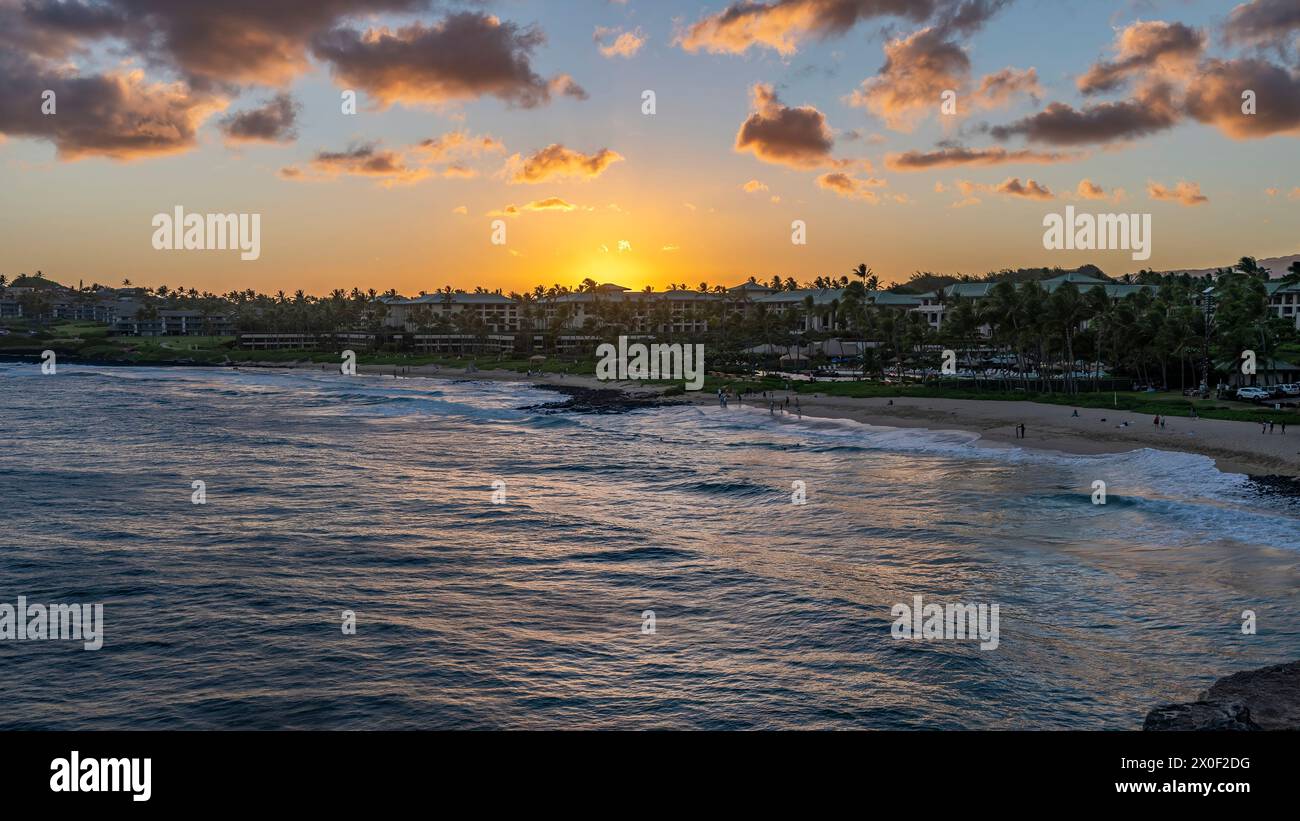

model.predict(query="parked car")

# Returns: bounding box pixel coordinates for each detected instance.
[1235,387,1271,401]
[1277,383,1300,396]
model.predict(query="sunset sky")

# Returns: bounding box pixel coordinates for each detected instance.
[1,0,1298,296]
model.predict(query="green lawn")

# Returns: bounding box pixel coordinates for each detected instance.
[115,335,235,349]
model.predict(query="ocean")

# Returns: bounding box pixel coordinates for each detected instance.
[1,363,1297,729]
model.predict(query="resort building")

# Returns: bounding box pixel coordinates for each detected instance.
[929,271,1154,333]
[383,292,519,334]
[1267,280,1300,328]
[112,308,234,337]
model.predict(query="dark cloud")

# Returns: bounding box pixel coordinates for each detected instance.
[312,12,577,109]
[885,145,1083,170]
[734,83,837,168]
[0,48,222,159]
[676,0,1006,55]
[1076,21,1204,94]
[218,93,299,143]
[287,140,431,185]
[989,84,1181,145]
[1223,0,1300,48]
[1183,58,1300,139]
[932,0,1011,38]
[18,0,430,88]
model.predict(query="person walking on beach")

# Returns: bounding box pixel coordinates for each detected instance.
[795,397,801,418]
[1160,417,1166,429]
[1153,415,1159,429]
[1270,420,1275,434]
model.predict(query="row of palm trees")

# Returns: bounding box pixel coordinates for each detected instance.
[9,259,1295,391]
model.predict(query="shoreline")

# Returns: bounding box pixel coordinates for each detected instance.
[20,356,1300,478]
[683,390,1300,478]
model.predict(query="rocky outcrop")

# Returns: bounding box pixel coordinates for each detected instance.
[1144,660,1300,730]
[522,385,687,415]
[1143,701,1261,731]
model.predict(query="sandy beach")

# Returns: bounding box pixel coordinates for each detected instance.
[251,360,1300,478]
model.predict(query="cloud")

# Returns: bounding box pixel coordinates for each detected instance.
[505,144,625,183]
[989,83,1181,145]
[15,0,430,88]
[973,67,1042,108]
[815,171,887,201]
[1183,58,1300,139]
[1223,0,1300,48]
[1147,179,1208,205]
[946,176,1052,204]
[312,12,582,109]
[452,205,469,214]
[993,176,1052,199]
[742,179,770,192]
[488,197,580,216]
[595,25,646,58]
[218,93,299,144]
[0,55,224,160]
[1076,21,1204,95]
[735,83,837,168]
[885,145,1084,170]
[847,26,969,131]
[1074,178,1125,202]
[547,73,589,100]
[288,141,430,186]
[676,0,938,56]
[674,0,1005,56]
[412,130,506,162]
[1077,179,1106,199]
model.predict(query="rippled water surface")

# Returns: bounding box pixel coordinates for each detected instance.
[1,364,1297,729]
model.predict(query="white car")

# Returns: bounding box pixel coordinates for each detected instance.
[1235,387,1271,401]
[1278,383,1300,396]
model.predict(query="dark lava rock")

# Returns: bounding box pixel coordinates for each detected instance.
[1197,660,1300,730]
[520,384,687,415]
[1143,660,1300,730]
[1143,701,1261,731]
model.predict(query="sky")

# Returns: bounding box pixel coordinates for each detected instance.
[1,0,1298,296]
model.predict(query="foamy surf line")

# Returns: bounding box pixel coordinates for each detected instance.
[697,399,1255,485]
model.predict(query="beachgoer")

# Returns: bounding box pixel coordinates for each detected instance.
[1071,409,1079,417]
[1160,417,1166,429]
[1153,415,1159,428]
